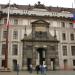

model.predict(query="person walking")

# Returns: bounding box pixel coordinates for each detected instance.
[29,64,33,73]
[36,65,40,74]
[40,64,47,75]
[43,64,47,75]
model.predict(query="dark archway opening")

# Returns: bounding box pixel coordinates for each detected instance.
[13,60,17,71]
[37,48,46,65]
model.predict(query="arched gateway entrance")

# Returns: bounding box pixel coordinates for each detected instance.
[36,47,46,65]
[21,19,59,70]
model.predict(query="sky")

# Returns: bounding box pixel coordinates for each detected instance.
[0,0,75,8]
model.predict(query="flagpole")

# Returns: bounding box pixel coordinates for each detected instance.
[74,0,75,7]
[4,0,10,69]
[72,2,73,8]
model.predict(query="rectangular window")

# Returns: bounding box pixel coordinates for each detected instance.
[62,33,66,40]
[1,60,5,67]
[35,31,47,38]
[14,19,18,25]
[2,44,6,55]
[61,22,65,27]
[0,19,2,24]
[13,30,18,39]
[71,46,75,56]
[73,60,75,66]
[62,46,67,56]
[69,23,73,28]
[4,19,7,24]
[12,44,18,55]
[3,31,7,39]
[70,33,74,40]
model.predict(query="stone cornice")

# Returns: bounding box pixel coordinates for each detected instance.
[1,12,72,21]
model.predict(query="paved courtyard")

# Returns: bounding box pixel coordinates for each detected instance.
[0,71,75,75]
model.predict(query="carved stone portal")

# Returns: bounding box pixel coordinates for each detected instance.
[21,19,59,70]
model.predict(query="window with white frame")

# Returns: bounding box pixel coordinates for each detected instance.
[2,44,6,55]
[0,19,2,24]
[73,60,75,66]
[70,33,74,41]
[3,31,7,39]
[14,19,18,25]
[62,33,66,40]
[1,60,5,67]
[61,22,65,28]
[12,44,18,55]
[13,30,18,39]
[69,23,73,28]
[62,45,67,56]
[4,19,7,24]
[71,46,75,56]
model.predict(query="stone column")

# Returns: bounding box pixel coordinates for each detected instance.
[43,50,45,58]
[32,47,36,69]
[55,44,59,70]
[22,43,27,70]
[36,51,39,65]
[45,47,51,70]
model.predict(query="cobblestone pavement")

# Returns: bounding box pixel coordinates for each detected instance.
[0,71,75,75]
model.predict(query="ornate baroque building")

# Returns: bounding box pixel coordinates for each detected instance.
[0,2,75,70]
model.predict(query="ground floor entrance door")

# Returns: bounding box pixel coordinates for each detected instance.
[51,58,56,70]
[13,60,17,71]
[27,58,32,70]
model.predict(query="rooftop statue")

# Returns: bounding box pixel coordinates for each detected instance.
[34,1,45,9]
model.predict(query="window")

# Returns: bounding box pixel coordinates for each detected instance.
[2,44,6,55]
[1,60,5,67]
[61,22,65,27]
[3,31,7,39]
[69,23,73,28]
[14,19,18,25]
[62,46,67,56]
[70,33,74,40]
[0,19,2,24]
[4,19,7,24]
[62,33,66,40]
[13,30,18,39]
[35,31,47,38]
[71,46,75,56]
[73,60,75,66]
[12,44,18,55]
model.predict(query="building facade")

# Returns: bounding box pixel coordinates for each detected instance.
[0,2,75,70]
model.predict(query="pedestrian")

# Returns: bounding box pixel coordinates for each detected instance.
[39,64,43,74]
[36,65,40,74]
[40,64,47,75]
[29,64,33,73]
[43,64,47,75]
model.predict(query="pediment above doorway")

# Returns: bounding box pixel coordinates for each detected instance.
[31,19,49,26]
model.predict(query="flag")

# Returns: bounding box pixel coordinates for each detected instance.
[71,14,75,23]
